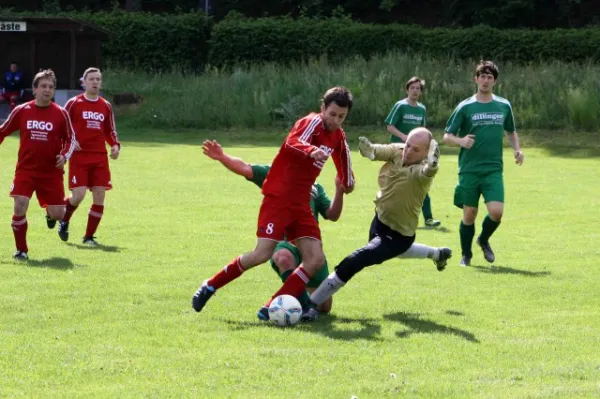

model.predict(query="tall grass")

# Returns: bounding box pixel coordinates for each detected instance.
[103,53,600,131]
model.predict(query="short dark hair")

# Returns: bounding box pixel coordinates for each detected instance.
[405,76,425,91]
[322,86,353,111]
[475,60,499,80]
[33,69,57,88]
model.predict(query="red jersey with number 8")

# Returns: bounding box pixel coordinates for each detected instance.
[262,112,354,205]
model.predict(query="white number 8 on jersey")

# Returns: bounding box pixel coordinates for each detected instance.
[266,223,274,235]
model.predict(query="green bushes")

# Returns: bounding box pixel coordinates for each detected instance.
[209,19,600,67]
[84,11,213,72]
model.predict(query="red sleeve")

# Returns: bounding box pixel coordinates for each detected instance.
[284,115,320,157]
[59,107,77,160]
[64,97,77,113]
[332,129,355,190]
[0,105,23,145]
[104,101,120,148]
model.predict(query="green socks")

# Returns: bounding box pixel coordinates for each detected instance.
[422,194,433,220]
[459,221,475,258]
[479,215,501,244]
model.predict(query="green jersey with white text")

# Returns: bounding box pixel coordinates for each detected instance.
[384,99,427,143]
[445,94,516,174]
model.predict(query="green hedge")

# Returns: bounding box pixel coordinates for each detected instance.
[83,12,213,72]
[209,18,600,67]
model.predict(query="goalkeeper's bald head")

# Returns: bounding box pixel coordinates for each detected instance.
[402,127,433,166]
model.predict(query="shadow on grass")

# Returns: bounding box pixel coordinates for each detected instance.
[65,242,124,253]
[473,265,551,277]
[220,314,383,341]
[541,145,600,159]
[446,310,464,316]
[307,314,383,342]
[23,257,82,271]
[384,312,479,343]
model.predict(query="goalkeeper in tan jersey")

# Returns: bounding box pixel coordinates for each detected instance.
[309,127,452,307]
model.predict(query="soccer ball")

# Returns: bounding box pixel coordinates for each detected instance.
[268,295,302,326]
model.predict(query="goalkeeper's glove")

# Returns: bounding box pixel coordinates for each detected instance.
[427,139,440,168]
[358,136,375,160]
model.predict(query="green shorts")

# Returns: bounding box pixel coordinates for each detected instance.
[269,240,329,288]
[454,171,504,209]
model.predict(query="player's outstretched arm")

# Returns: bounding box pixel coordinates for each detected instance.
[505,131,524,165]
[202,139,254,179]
[359,136,402,162]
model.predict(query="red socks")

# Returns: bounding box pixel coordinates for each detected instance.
[62,198,78,222]
[11,215,28,253]
[266,266,310,306]
[85,204,103,237]
[207,256,245,290]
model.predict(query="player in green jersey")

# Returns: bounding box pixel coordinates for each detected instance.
[443,61,524,266]
[201,139,344,319]
[385,76,440,228]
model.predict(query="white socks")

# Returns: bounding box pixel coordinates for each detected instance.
[309,272,346,305]
[397,243,440,260]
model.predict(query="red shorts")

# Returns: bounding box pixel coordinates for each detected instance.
[10,172,65,208]
[257,196,321,242]
[68,154,112,190]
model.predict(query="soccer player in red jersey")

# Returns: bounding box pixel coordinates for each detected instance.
[58,67,120,246]
[192,86,355,321]
[0,69,77,260]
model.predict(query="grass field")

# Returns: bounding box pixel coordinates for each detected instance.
[1,128,599,398]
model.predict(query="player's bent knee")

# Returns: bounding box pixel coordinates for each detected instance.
[13,197,29,215]
[489,211,503,222]
[303,254,325,275]
[463,207,478,224]
[91,188,106,205]
[47,206,65,221]
[486,202,504,221]
[272,250,297,271]
[71,189,86,205]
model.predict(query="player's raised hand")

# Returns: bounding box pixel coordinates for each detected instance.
[55,154,66,169]
[514,150,524,165]
[461,134,475,149]
[310,148,329,162]
[358,136,375,160]
[427,139,440,168]
[110,145,120,160]
[202,140,224,160]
